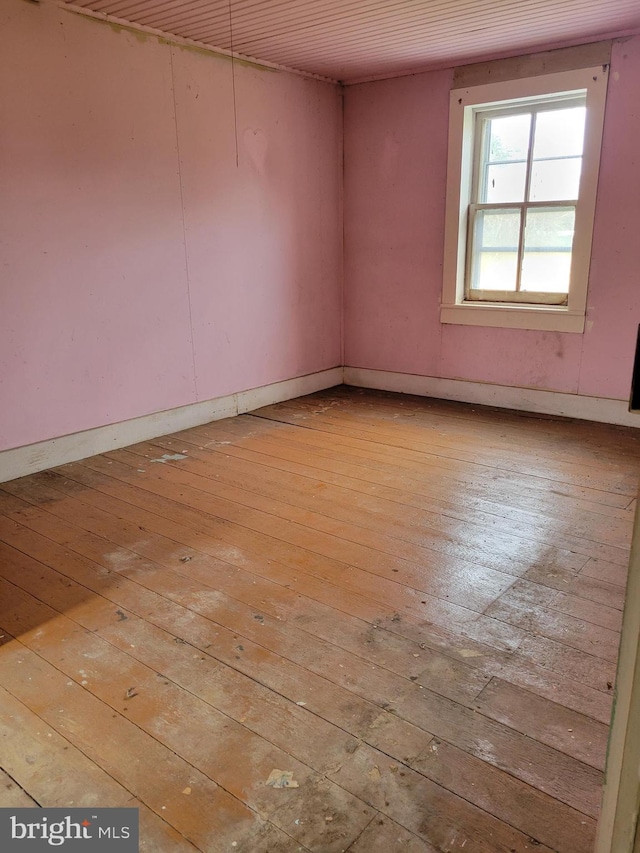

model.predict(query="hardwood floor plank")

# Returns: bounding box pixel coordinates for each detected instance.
[0,633,289,852]
[0,498,489,706]
[14,467,527,653]
[251,405,637,504]
[0,518,602,820]
[191,411,625,520]
[346,816,438,853]
[0,389,634,853]
[522,564,626,610]
[516,635,617,693]
[184,416,633,521]
[484,584,621,662]
[0,479,615,722]
[0,686,198,852]
[472,678,608,770]
[0,681,134,809]
[307,389,640,473]
[108,445,521,612]
[486,653,613,724]
[495,578,623,631]
[410,738,596,853]
[390,677,603,817]
[136,433,607,576]
[0,769,40,809]
[549,590,623,631]
[35,463,618,659]
[0,485,505,681]
[580,557,629,588]
[0,551,567,850]
[328,743,557,853]
[0,530,420,760]
[258,401,636,495]
[186,416,632,562]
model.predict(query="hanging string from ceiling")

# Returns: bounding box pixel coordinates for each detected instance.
[228,0,239,167]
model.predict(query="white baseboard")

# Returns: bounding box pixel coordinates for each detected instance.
[344,367,640,428]
[0,367,343,484]
[3,364,636,484]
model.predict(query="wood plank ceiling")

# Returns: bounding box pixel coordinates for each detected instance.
[64,0,640,82]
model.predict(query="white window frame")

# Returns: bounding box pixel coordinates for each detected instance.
[441,66,609,333]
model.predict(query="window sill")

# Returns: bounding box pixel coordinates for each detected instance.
[440,302,586,333]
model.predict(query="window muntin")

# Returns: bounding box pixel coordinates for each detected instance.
[466,97,586,305]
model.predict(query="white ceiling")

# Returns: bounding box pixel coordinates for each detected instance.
[65,0,640,82]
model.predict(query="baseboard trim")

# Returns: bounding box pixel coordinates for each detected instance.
[344,366,639,428]
[3,365,636,484]
[0,367,343,484]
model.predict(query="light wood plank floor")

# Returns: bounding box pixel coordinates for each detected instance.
[1,386,638,852]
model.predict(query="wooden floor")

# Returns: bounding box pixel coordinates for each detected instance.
[1,387,638,853]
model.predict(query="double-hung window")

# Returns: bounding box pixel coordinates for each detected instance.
[441,64,609,332]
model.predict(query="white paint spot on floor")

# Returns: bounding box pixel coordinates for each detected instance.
[212,544,247,564]
[104,549,145,573]
[188,589,225,609]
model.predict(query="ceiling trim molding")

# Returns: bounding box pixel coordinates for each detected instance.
[60,0,339,84]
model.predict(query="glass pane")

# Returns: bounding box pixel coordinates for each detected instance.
[471,208,521,291]
[485,162,527,203]
[481,113,530,203]
[533,107,586,159]
[488,113,531,162]
[476,208,522,247]
[530,157,582,201]
[520,207,575,293]
[524,207,575,248]
[476,253,519,291]
[521,253,572,293]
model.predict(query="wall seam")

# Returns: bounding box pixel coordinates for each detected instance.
[340,82,346,373]
[169,44,199,402]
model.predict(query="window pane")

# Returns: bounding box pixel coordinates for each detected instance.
[520,207,575,293]
[476,253,519,291]
[482,113,530,203]
[488,113,531,162]
[485,162,527,203]
[521,253,572,293]
[471,208,520,291]
[530,157,582,201]
[533,107,586,159]
[524,206,575,248]
[476,208,522,246]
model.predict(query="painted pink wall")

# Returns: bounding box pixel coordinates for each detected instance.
[2,2,637,456]
[344,36,640,401]
[0,0,342,451]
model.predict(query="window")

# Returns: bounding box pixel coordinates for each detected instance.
[441,66,609,333]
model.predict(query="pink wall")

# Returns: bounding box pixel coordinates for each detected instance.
[2,1,637,457]
[0,0,342,451]
[344,36,640,401]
